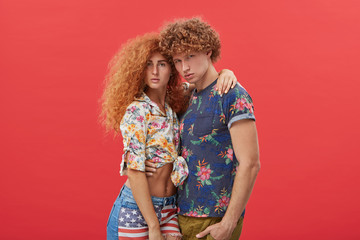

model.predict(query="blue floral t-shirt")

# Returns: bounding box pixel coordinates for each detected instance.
[177,79,255,218]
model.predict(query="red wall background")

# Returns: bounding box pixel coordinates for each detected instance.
[1,0,360,239]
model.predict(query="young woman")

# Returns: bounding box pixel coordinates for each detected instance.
[100,33,237,240]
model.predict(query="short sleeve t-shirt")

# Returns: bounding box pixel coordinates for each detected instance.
[177,80,255,218]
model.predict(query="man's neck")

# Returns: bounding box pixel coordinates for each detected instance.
[195,64,218,92]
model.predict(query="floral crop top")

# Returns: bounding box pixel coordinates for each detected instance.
[119,93,188,187]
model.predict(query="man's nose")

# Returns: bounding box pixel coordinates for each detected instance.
[182,62,190,72]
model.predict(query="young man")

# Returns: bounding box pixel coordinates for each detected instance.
[148,18,260,240]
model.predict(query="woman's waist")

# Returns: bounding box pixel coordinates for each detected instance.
[122,183,176,204]
[147,163,177,197]
[147,173,177,197]
[146,154,188,188]
[124,163,177,197]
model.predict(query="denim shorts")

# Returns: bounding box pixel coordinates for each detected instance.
[106,185,181,240]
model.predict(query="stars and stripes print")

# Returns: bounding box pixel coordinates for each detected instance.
[118,204,181,239]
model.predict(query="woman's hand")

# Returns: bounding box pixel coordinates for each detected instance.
[149,227,165,240]
[217,69,238,96]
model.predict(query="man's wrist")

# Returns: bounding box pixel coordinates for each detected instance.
[221,216,238,231]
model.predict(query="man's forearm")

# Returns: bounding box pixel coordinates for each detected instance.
[221,159,260,227]
[223,120,260,229]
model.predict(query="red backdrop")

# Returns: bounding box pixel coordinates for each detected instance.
[1,0,360,239]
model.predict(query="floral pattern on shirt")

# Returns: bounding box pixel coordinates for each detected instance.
[177,80,255,217]
[218,145,234,165]
[182,200,210,217]
[195,159,224,190]
[119,93,188,186]
[212,187,231,214]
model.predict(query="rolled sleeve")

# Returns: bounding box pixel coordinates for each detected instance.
[119,103,147,174]
[223,86,256,129]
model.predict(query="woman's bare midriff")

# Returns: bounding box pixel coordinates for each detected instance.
[125,163,176,197]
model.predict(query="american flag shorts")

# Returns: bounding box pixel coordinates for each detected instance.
[107,185,182,240]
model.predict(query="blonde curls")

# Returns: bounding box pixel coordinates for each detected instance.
[100,33,187,134]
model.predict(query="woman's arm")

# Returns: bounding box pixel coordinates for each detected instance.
[216,69,239,96]
[120,104,165,240]
[127,163,165,240]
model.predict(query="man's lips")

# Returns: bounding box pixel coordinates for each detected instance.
[184,73,194,79]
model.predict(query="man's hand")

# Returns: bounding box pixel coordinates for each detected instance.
[196,221,235,240]
[145,160,157,177]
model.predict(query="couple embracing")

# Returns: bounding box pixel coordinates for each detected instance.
[101,17,260,240]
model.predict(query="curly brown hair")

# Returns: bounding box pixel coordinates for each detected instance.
[100,33,187,134]
[159,17,221,62]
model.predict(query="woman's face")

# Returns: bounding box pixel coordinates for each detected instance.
[145,52,171,91]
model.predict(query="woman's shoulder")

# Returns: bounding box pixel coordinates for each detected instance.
[121,100,151,127]
[125,99,151,113]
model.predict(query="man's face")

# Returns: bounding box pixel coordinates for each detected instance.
[172,51,211,84]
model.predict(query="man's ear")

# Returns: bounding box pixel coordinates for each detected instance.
[206,50,213,58]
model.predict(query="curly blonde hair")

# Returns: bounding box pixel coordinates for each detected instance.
[100,33,187,134]
[159,17,221,62]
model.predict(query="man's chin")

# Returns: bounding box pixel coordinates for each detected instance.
[185,78,197,84]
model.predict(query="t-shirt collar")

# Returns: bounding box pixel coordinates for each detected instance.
[194,78,218,96]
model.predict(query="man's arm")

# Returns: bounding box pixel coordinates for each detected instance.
[145,160,157,176]
[196,119,260,240]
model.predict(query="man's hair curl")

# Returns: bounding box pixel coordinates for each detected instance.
[159,17,221,62]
